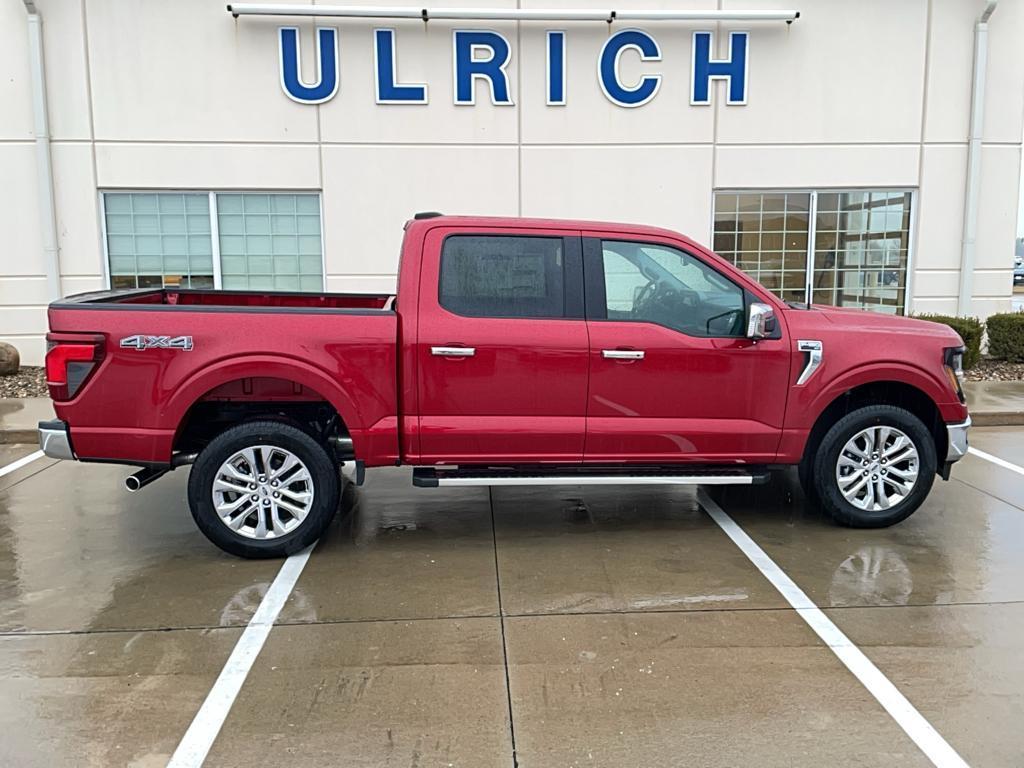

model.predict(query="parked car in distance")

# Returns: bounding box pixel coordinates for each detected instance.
[1014,255,1023,285]
[39,214,971,558]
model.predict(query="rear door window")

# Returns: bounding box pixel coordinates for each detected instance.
[439,235,565,318]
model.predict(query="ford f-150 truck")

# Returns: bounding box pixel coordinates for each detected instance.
[38,214,971,558]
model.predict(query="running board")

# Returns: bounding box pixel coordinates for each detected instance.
[412,466,769,488]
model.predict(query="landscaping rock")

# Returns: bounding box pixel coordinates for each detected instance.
[0,342,19,376]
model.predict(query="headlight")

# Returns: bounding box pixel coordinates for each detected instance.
[943,346,966,403]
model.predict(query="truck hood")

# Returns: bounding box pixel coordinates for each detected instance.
[804,304,964,345]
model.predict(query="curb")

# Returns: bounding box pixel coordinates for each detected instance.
[971,412,1024,427]
[0,429,39,445]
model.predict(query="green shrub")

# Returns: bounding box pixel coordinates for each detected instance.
[985,312,1024,363]
[914,314,983,369]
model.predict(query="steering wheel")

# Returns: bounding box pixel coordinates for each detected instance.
[655,283,699,308]
[632,280,657,313]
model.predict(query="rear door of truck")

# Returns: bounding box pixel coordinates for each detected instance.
[415,225,588,464]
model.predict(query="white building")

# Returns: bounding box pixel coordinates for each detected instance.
[2,0,1021,365]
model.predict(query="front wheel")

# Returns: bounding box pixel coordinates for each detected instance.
[187,420,341,558]
[812,405,936,528]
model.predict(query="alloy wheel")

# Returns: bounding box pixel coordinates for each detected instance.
[835,426,919,512]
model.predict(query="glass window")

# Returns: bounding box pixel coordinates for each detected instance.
[104,192,324,292]
[104,193,213,289]
[439,235,564,318]
[218,193,323,292]
[602,240,745,337]
[714,189,912,314]
[713,191,810,306]
[812,190,911,315]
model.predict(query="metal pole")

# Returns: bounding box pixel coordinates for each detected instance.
[226,3,800,23]
[23,1,62,301]
[958,1,997,316]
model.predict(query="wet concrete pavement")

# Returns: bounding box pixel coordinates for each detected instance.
[1,430,1023,766]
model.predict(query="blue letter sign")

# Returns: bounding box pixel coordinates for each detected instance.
[546,31,566,105]
[691,31,748,105]
[273,27,756,108]
[452,30,514,105]
[598,29,662,108]
[374,29,428,103]
[279,27,339,104]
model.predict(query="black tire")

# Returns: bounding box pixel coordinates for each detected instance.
[187,420,341,558]
[812,405,936,528]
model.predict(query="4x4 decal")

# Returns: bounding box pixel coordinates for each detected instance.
[119,335,193,351]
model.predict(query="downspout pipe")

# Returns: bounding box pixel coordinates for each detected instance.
[958,0,997,316]
[23,1,61,302]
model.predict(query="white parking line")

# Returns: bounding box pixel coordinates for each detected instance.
[167,546,314,768]
[697,490,969,768]
[968,447,1024,477]
[0,450,45,479]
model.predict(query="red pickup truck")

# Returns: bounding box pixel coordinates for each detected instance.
[39,214,971,558]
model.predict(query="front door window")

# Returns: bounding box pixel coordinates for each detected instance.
[601,240,746,337]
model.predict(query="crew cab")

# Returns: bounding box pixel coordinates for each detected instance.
[39,214,971,558]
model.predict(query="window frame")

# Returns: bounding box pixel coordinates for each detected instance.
[710,187,918,314]
[98,189,327,292]
[436,233,585,320]
[582,236,750,339]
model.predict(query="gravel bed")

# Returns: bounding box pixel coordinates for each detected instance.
[0,367,47,398]
[964,359,1024,382]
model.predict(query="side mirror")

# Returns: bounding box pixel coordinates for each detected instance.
[747,302,776,339]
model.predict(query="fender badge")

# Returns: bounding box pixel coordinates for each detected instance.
[120,335,194,351]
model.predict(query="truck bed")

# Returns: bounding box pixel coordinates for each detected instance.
[47,288,400,466]
[55,287,394,310]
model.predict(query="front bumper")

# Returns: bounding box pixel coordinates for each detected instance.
[38,419,75,461]
[945,416,971,463]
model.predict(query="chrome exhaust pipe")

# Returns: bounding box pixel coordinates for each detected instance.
[125,467,168,493]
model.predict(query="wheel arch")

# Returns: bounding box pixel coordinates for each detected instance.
[166,356,363,457]
[801,379,948,471]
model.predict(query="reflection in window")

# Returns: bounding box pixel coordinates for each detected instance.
[812,191,911,315]
[713,189,912,315]
[713,192,810,305]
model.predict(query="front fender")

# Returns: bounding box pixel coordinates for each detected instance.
[793,360,956,431]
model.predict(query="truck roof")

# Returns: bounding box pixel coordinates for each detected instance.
[406,214,705,249]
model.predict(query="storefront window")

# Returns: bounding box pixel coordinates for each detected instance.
[713,189,912,314]
[103,191,324,292]
[811,191,911,314]
[217,194,324,291]
[713,192,810,305]
[104,193,214,289]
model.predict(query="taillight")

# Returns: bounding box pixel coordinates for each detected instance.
[45,333,105,401]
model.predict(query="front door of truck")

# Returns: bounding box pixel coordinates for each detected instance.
[416,227,589,464]
[582,234,791,464]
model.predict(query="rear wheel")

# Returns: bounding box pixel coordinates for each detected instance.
[812,405,936,528]
[187,420,341,558]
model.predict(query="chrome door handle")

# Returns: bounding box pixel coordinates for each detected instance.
[431,346,476,357]
[602,349,645,360]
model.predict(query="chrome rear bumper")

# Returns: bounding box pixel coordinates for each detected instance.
[945,417,971,463]
[38,419,75,461]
